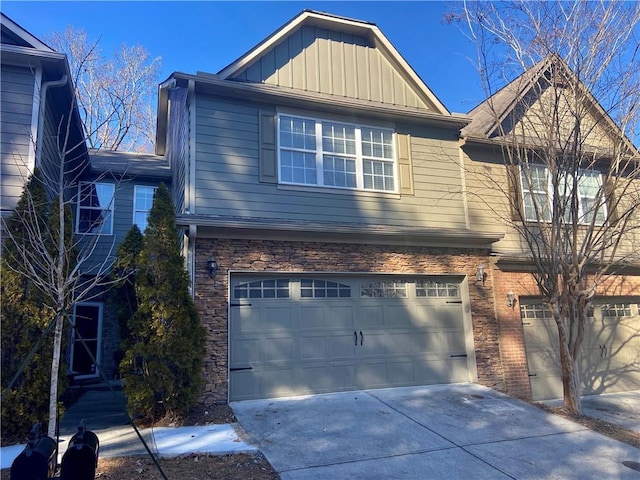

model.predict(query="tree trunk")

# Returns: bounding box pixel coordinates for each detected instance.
[47,313,64,438]
[558,327,582,414]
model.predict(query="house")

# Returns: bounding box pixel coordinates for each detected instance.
[155,10,507,404]
[3,9,638,406]
[461,56,640,400]
[0,14,170,383]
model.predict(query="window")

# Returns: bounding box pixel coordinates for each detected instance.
[301,279,351,298]
[519,165,606,224]
[134,185,156,232]
[278,114,396,192]
[234,279,290,299]
[599,303,632,317]
[361,281,407,298]
[77,182,114,234]
[416,281,459,298]
[520,303,553,319]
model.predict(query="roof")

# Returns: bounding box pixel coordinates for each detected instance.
[89,150,171,179]
[156,10,465,155]
[461,54,638,155]
[1,13,89,169]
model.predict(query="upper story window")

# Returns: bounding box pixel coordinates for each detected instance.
[519,165,606,225]
[77,182,114,235]
[134,185,156,232]
[278,114,396,192]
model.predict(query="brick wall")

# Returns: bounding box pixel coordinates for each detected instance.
[492,265,640,400]
[193,238,505,405]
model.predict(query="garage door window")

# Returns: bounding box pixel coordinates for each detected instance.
[234,279,290,299]
[520,303,552,319]
[361,281,407,298]
[416,281,459,298]
[600,303,632,317]
[301,279,351,298]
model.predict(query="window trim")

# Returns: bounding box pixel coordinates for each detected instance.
[519,164,607,225]
[133,185,157,232]
[277,113,398,193]
[76,181,115,235]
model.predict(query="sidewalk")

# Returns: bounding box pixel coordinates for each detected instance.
[1,388,256,469]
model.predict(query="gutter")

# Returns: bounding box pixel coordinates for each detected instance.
[35,74,68,168]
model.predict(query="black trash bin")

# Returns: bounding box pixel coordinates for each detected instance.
[60,420,99,480]
[10,422,57,480]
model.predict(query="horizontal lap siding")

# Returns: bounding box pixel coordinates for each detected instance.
[194,96,467,229]
[1,65,34,211]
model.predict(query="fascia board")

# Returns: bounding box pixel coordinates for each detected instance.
[179,73,471,129]
[1,13,54,52]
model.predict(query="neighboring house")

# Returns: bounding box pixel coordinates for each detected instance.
[461,57,640,400]
[0,12,86,217]
[1,14,170,383]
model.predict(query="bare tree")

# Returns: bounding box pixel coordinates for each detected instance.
[459,1,640,413]
[1,54,131,438]
[46,26,161,153]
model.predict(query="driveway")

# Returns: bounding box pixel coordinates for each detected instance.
[231,384,640,480]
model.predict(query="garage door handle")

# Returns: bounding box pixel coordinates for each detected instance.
[360,331,364,346]
[354,331,358,346]
[230,367,253,372]
[450,354,467,358]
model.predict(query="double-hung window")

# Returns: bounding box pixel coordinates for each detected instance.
[77,182,114,234]
[133,185,156,232]
[278,114,396,192]
[519,165,605,225]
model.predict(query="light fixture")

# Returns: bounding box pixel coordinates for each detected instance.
[476,265,486,284]
[506,291,516,308]
[207,257,218,277]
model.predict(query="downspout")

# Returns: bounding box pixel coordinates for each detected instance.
[35,74,69,168]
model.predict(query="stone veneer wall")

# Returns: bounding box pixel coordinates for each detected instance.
[492,265,640,400]
[193,238,505,405]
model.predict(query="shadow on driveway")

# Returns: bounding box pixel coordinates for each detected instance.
[231,383,640,480]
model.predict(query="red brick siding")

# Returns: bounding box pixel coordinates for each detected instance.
[193,238,505,405]
[492,266,640,400]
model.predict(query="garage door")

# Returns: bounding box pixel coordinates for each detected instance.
[522,299,640,401]
[229,275,476,401]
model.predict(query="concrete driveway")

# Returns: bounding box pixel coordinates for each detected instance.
[231,384,640,480]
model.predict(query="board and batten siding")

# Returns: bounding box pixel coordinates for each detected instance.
[1,64,35,212]
[231,25,432,111]
[193,95,467,229]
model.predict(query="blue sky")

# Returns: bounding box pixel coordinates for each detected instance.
[2,1,484,114]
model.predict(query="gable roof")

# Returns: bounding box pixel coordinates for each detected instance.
[462,54,638,155]
[1,12,54,51]
[216,10,451,115]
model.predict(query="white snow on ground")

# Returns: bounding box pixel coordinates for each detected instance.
[153,425,257,457]
[1,424,256,469]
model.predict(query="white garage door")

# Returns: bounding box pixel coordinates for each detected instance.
[229,275,476,401]
[522,299,640,401]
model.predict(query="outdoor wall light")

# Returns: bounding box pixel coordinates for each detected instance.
[207,257,218,277]
[476,265,486,284]
[506,291,516,308]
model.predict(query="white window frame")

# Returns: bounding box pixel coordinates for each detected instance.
[133,185,157,232]
[519,165,606,225]
[277,114,398,193]
[76,182,115,235]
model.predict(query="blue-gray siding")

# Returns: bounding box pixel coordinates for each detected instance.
[193,95,467,229]
[1,64,34,212]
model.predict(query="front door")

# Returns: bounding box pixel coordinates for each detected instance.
[70,303,103,379]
